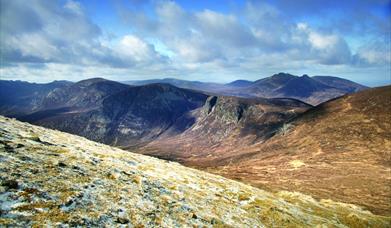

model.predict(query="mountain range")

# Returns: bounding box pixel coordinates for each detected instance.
[1,73,390,217]
[124,73,368,105]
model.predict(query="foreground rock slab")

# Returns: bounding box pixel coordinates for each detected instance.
[0,116,389,227]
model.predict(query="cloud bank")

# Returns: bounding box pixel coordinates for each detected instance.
[0,0,390,85]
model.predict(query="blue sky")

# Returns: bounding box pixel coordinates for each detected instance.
[0,0,390,86]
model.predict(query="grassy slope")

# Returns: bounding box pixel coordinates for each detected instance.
[209,86,391,216]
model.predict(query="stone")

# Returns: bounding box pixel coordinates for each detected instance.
[2,179,18,189]
[116,217,130,224]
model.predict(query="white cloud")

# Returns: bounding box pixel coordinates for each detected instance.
[295,22,352,65]
[0,0,389,85]
[0,0,167,70]
[354,40,391,65]
[117,35,158,61]
[1,0,100,64]
[64,0,83,15]
[308,33,338,49]
[358,49,391,64]
[195,10,256,47]
[7,33,60,61]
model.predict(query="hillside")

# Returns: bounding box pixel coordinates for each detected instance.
[23,83,208,147]
[207,86,391,216]
[0,116,390,226]
[0,78,129,118]
[39,78,130,110]
[312,76,368,92]
[141,96,311,166]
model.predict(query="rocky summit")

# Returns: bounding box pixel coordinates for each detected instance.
[0,116,390,227]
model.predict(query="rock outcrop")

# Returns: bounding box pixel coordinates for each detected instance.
[142,96,311,166]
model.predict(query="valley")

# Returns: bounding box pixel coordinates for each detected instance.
[0,74,390,218]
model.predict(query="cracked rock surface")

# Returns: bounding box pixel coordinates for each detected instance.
[0,116,389,227]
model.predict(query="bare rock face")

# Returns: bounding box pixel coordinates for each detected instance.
[0,116,389,226]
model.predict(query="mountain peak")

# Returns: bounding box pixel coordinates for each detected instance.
[275,74,332,98]
[226,80,253,87]
[272,72,296,78]
[76,77,110,86]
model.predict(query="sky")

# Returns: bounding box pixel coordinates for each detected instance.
[0,0,390,86]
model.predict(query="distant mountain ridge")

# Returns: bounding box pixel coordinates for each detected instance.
[0,80,73,116]
[0,74,368,148]
[0,77,311,149]
[124,73,368,105]
[225,73,368,105]
[226,79,253,87]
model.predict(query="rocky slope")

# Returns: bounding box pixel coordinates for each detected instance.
[0,116,390,227]
[28,83,208,147]
[39,78,130,110]
[141,96,311,166]
[0,78,129,118]
[207,86,391,216]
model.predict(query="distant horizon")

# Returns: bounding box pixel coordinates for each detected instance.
[2,72,390,87]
